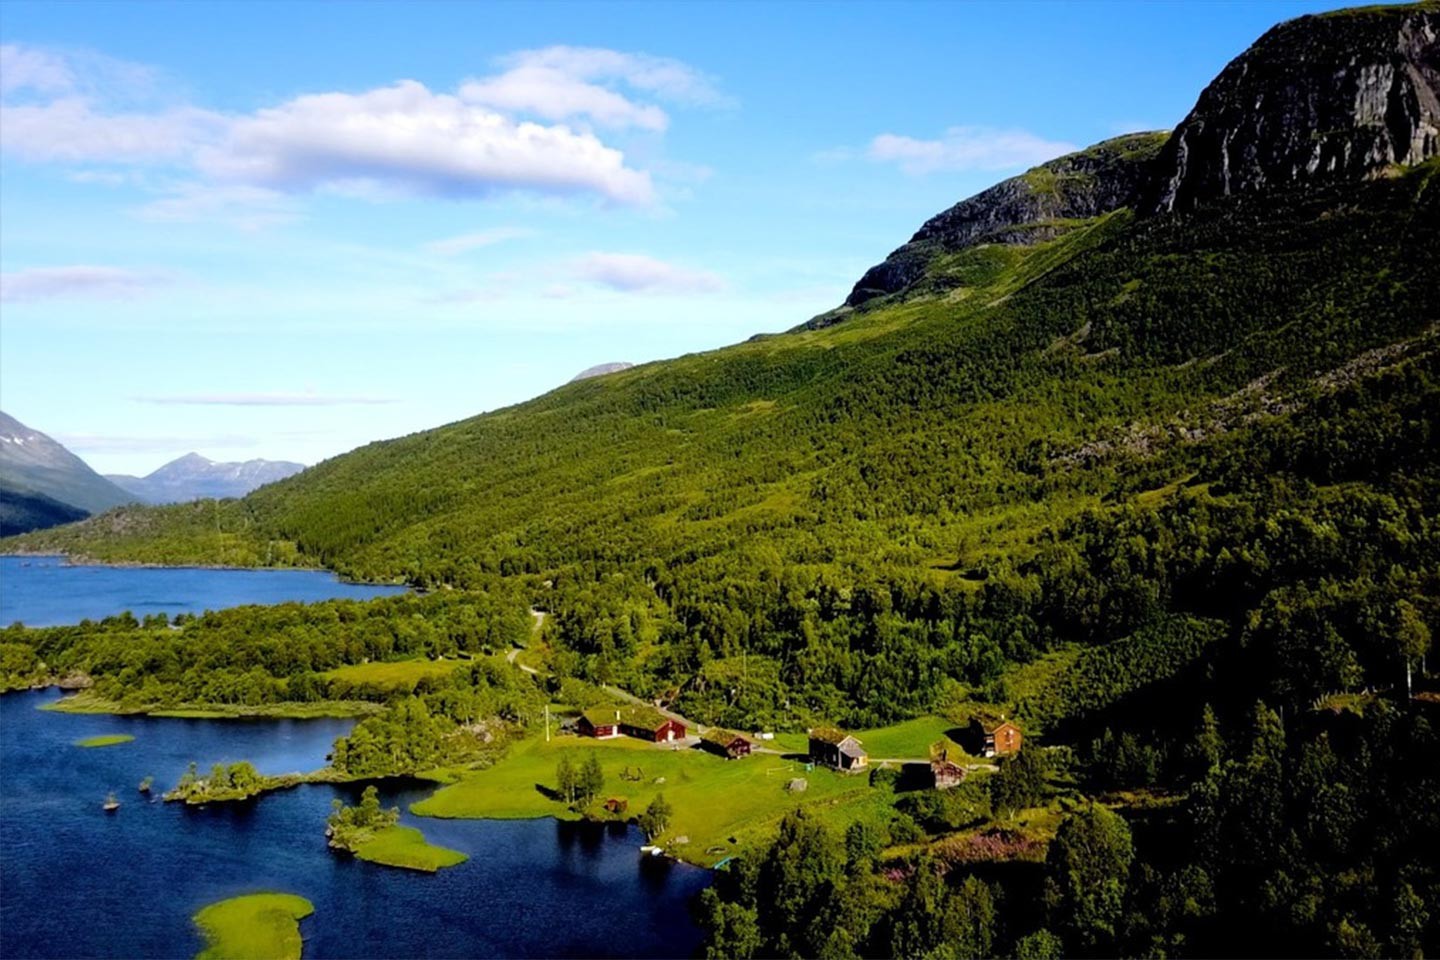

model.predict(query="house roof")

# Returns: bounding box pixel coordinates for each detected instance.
[972,714,1020,734]
[581,704,675,730]
[702,728,748,747]
[581,707,625,727]
[838,739,867,758]
[809,725,851,745]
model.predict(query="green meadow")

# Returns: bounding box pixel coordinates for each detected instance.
[353,826,467,872]
[413,733,900,865]
[193,892,313,960]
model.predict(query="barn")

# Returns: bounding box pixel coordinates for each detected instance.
[968,716,1023,758]
[701,729,753,759]
[809,726,868,771]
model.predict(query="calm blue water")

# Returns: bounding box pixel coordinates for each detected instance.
[0,690,710,958]
[0,555,407,627]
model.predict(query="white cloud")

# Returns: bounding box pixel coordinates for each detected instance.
[867,126,1076,175]
[573,252,725,294]
[424,226,536,255]
[0,265,163,303]
[0,44,74,95]
[1,43,726,208]
[193,80,655,204]
[459,46,732,132]
[133,392,397,407]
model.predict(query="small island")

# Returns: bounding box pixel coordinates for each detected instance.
[193,892,313,960]
[74,734,134,748]
[327,786,466,873]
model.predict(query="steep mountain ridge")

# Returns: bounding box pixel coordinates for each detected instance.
[807,131,1167,327]
[107,452,305,504]
[0,412,135,517]
[1146,2,1440,213]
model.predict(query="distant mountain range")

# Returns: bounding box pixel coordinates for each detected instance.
[0,411,136,518]
[107,453,305,504]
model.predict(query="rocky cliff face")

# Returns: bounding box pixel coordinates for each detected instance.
[834,132,1167,313]
[1145,4,1440,213]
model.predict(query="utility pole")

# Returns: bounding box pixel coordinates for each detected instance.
[545,704,551,742]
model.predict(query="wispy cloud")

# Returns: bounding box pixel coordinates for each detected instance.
[424,226,536,256]
[460,45,733,133]
[865,126,1076,175]
[0,265,165,303]
[573,252,725,294]
[134,183,299,230]
[133,392,397,407]
[0,44,75,95]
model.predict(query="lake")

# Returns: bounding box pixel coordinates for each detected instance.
[0,555,408,627]
[0,690,711,958]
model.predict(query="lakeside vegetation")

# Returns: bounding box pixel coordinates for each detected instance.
[73,733,133,747]
[326,785,467,872]
[193,892,313,960]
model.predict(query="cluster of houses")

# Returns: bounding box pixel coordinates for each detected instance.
[571,701,1024,792]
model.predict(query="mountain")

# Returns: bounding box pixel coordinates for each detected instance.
[569,362,635,383]
[0,478,88,538]
[0,412,135,518]
[107,453,306,504]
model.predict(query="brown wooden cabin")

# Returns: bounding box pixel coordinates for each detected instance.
[580,705,686,743]
[809,726,868,771]
[701,729,753,759]
[967,716,1022,758]
[578,708,624,739]
[603,797,628,814]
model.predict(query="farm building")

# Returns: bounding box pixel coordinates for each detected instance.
[929,749,967,790]
[967,716,1022,758]
[578,705,686,743]
[700,729,753,759]
[809,726,868,771]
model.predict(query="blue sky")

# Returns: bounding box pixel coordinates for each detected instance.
[0,0,1355,474]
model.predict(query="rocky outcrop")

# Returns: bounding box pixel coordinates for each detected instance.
[826,132,1167,317]
[569,362,634,383]
[1145,3,1440,213]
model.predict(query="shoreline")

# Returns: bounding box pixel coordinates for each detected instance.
[0,550,409,589]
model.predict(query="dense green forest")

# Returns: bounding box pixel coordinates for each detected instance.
[3,11,1439,950]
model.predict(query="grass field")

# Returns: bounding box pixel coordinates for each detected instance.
[353,826,467,872]
[763,716,971,762]
[43,693,380,720]
[412,734,895,865]
[193,892,313,960]
[319,658,470,690]
[73,734,134,748]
